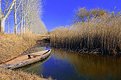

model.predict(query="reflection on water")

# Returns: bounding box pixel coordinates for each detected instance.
[20,48,121,80]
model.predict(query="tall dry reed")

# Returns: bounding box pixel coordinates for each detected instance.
[50,14,121,55]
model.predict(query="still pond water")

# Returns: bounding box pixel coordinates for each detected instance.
[19,46,121,80]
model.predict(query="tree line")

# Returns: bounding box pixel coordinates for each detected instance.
[0,0,41,34]
[75,8,108,22]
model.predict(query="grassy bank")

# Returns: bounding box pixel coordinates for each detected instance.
[0,68,46,80]
[0,33,39,63]
[50,14,121,55]
[0,33,47,80]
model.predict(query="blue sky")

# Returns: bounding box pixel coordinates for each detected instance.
[3,0,121,33]
[41,0,121,31]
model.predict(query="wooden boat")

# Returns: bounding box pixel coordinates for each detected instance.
[0,50,51,69]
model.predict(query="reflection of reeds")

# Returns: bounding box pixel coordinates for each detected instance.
[50,14,121,55]
[53,49,121,80]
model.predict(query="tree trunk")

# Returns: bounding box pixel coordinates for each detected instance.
[0,0,3,32]
[14,0,17,34]
[0,18,5,32]
[0,0,16,33]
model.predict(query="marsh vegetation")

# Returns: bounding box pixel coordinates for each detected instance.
[50,8,121,55]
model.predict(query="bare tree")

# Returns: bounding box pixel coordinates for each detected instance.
[76,8,89,22]
[90,9,107,18]
[0,0,47,34]
[21,0,47,34]
[75,8,107,23]
[0,0,16,32]
[14,0,17,34]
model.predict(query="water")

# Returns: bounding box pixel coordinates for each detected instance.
[20,48,121,80]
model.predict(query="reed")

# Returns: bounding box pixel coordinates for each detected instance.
[50,14,121,55]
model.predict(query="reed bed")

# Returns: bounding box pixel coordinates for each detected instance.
[50,14,121,55]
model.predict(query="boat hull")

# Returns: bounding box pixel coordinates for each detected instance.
[0,50,51,69]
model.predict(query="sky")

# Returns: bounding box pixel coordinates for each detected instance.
[2,0,121,33]
[41,0,121,31]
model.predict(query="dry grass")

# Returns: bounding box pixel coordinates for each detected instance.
[0,68,46,80]
[50,14,121,55]
[0,33,40,63]
[0,33,50,80]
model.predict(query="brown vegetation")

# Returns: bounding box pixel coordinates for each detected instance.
[75,8,107,22]
[50,12,121,55]
[0,33,39,63]
[0,68,46,80]
[0,33,49,80]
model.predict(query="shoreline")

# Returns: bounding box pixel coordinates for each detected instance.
[0,34,48,80]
